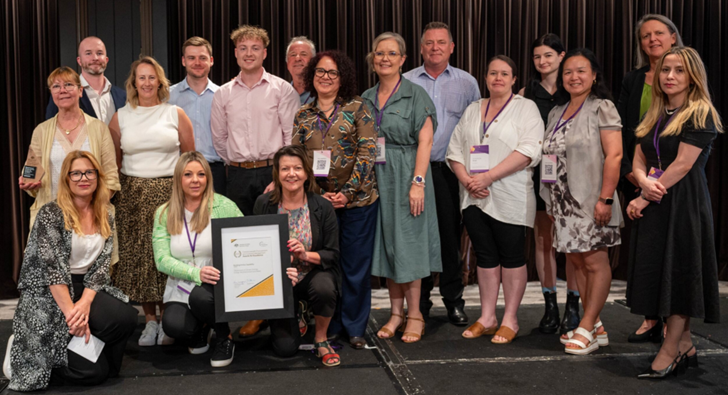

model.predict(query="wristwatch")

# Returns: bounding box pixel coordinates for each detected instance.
[412,175,425,186]
[598,197,614,205]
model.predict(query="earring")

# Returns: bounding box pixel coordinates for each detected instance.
[593,79,596,85]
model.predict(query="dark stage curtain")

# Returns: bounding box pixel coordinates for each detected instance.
[1,1,727,297]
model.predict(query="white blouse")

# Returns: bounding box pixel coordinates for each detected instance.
[69,231,104,275]
[163,209,213,305]
[49,126,90,198]
[446,96,544,227]
[118,103,180,178]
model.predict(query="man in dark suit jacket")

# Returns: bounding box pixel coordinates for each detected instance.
[46,36,126,122]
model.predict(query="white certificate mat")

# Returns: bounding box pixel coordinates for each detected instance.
[220,225,284,312]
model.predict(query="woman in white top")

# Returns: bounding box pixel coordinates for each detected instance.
[447,55,543,344]
[109,56,195,347]
[152,152,243,367]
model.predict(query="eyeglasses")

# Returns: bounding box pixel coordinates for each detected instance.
[374,51,401,59]
[68,169,98,181]
[50,82,79,93]
[314,68,340,80]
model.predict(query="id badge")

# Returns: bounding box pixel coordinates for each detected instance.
[647,167,663,181]
[313,150,331,177]
[541,155,557,183]
[177,280,195,295]
[469,145,489,173]
[375,137,386,164]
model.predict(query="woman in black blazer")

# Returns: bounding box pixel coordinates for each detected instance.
[616,14,683,343]
[254,145,341,367]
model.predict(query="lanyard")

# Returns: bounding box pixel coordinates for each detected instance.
[316,103,340,148]
[653,111,677,170]
[482,93,513,139]
[183,216,198,261]
[374,77,402,131]
[302,93,313,106]
[548,101,585,147]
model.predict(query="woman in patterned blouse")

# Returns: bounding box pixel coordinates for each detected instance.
[292,50,378,349]
[7,151,137,391]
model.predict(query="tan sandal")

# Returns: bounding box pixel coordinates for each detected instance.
[377,313,406,339]
[462,322,498,339]
[402,316,425,343]
[491,325,518,344]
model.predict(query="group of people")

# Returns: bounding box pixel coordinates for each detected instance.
[5,14,721,391]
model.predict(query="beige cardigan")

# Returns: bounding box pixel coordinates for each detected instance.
[25,113,120,262]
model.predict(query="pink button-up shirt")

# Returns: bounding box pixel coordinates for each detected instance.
[211,69,300,163]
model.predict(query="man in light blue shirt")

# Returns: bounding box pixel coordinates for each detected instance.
[285,36,316,105]
[169,36,226,195]
[403,22,481,327]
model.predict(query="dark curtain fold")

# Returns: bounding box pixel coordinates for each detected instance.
[2,1,726,297]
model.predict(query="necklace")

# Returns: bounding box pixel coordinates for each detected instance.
[665,107,679,115]
[61,112,83,135]
[318,102,335,113]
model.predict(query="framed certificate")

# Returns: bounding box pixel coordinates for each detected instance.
[211,214,294,322]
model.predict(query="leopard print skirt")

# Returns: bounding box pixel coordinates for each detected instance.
[112,173,172,302]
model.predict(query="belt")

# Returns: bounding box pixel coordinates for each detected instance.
[229,159,273,169]
[430,161,447,168]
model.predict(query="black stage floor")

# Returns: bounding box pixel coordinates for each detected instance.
[1,298,727,394]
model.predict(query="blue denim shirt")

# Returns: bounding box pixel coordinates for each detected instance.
[169,77,221,163]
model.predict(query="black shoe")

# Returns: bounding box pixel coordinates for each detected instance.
[210,338,235,368]
[447,306,469,326]
[188,326,212,355]
[682,346,698,368]
[637,352,685,379]
[628,319,663,343]
[349,336,367,350]
[560,292,581,335]
[539,292,560,334]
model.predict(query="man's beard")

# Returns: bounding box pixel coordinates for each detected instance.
[83,63,106,76]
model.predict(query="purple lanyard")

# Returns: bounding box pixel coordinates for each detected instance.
[482,93,513,139]
[183,217,198,261]
[374,77,402,131]
[316,103,340,146]
[653,111,677,170]
[548,101,585,148]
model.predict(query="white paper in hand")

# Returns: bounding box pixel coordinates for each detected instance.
[68,334,105,363]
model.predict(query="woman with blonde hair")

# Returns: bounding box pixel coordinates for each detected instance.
[152,151,243,367]
[110,56,195,347]
[626,47,722,378]
[7,151,137,391]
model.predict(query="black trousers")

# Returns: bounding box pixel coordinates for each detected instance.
[162,283,231,340]
[210,161,227,196]
[269,269,337,357]
[421,162,465,312]
[226,165,272,215]
[51,276,138,386]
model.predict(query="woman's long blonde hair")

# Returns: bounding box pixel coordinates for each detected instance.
[160,152,215,235]
[636,47,723,138]
[56,151,111,238]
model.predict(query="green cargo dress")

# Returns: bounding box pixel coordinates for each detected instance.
[361,78,442,283]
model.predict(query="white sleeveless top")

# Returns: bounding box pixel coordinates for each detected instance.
[118,102,180,178]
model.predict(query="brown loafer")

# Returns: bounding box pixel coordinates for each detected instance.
[491,325,518,344]
[462,322,498,339]
[349,336,367,349]
[239,319,267,337]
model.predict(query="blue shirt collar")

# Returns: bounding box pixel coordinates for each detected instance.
[180,76,217,94]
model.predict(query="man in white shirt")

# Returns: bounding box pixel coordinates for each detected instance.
[285,36,315,105]
[45,36,126,123]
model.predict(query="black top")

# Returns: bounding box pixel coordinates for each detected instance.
[626,115,719,323]
[253,191,341,288]
[616,65,650,191]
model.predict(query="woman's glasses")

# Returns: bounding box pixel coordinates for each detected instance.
[68,169,98,181]
[314,68,340,80]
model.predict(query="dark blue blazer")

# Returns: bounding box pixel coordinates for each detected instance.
[45,85,126,120]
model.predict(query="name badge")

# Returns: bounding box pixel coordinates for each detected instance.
[541,155,557,183]
[375,137,386,164]
[469,145,489,173]
[313,150,331,177]
[177,280,195,295]
[647,167,663,181]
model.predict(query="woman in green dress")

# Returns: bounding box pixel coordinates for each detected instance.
[361,32,441,343]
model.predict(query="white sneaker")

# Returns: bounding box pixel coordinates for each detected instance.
[138,321,159,346]
[2,334,12,379]
[157,322,175,346]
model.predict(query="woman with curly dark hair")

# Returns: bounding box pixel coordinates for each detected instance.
[291,50,378,349]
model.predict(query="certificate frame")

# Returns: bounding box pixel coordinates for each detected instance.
[212,214,294,322]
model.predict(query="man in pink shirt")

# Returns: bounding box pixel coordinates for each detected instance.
[211,25,300,215]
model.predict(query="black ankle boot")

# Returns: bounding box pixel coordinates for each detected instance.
[560,292,581,335]
[539,292,560,334]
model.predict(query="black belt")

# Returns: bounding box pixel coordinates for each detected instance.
[430,161,447,168]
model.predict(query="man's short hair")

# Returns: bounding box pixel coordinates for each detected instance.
[182,36,213,57]
[421,21,453,43]
[285,36,316,61]
[230,25,270,47]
